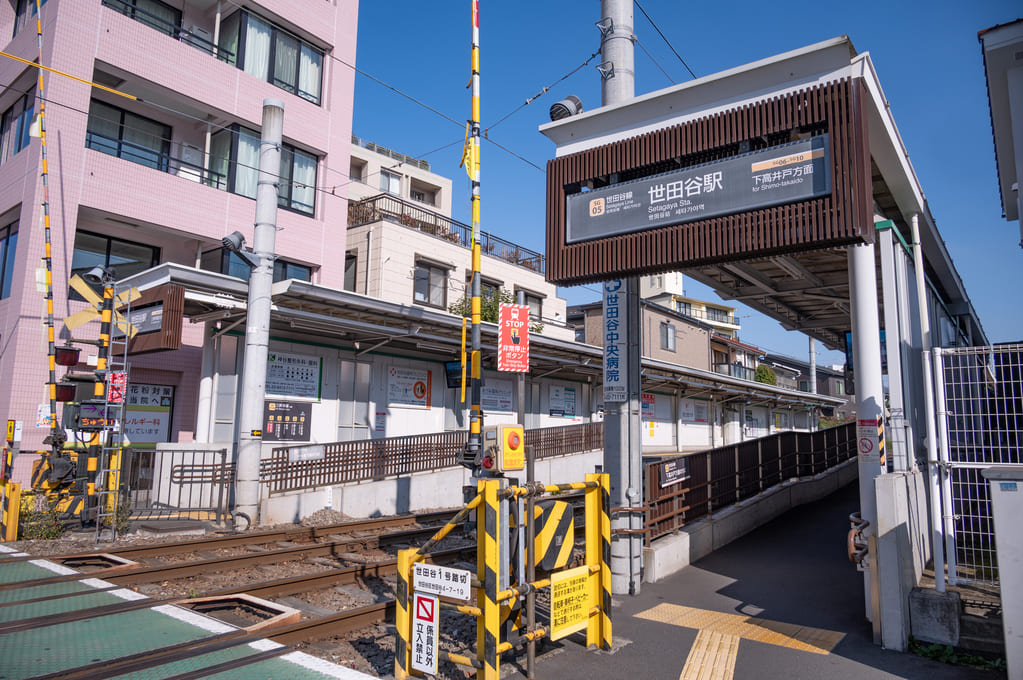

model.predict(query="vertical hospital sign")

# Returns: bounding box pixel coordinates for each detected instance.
[603,279,627,403]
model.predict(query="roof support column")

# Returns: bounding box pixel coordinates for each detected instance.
[848,241,886,634]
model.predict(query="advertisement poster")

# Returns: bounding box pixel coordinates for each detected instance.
[497,303,530,372]
[262,399,311,442]
[550,385,577,417]
[482,380,514,412]
[388,366,432,408]
[641,393,655,420]
[680,399,710,423]
[266,351,322,399]
[123,383,174,445]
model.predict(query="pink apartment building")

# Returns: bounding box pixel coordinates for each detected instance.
[0,0,357,482]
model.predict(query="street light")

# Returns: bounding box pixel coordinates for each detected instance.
[222,230,260,269]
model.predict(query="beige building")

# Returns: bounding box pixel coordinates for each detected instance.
[568,301,711,369]
[344,139,573,340]
[641,272,741,339]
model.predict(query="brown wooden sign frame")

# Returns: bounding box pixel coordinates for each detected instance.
[545,78,872,285]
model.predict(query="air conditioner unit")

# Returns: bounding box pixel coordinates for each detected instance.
[189,24,212,42]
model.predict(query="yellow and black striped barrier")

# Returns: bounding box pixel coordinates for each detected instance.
[877,416,886,468]
[1,481,20,541]
[394,474,612,679]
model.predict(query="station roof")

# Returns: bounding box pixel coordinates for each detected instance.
[123,263,845,409]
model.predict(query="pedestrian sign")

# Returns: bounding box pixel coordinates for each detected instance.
[411,592,439,675]
[550,564,591,640]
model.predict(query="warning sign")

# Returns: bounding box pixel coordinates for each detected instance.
[411,593,438,675]
[550,565,590,641]
[857,419,879,465]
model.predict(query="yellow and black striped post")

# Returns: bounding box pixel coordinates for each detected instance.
[585,472,612,650]
[1,481,21,541]
[393,547,416,679]
[477,478,501,679]
[877,416,886,468]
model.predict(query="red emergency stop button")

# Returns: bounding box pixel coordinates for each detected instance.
[507,430,521,450]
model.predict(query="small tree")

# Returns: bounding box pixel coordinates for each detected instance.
[449,287,543,333]
[754,364,777,385]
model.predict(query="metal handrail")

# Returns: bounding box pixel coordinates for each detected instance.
[85,131,227,188]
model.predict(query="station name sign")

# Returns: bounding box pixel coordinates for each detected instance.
[566,135,831,244]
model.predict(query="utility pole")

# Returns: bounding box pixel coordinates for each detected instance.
[599,0,643,596]
[235,99,284,528]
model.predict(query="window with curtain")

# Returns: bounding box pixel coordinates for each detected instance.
[380,169,400,195]
[85,100,170,172]
[414,262,447,308]
[0,87,35,165]
[206,125,318,216]
[0,222,18,299]
[219,10,324,105]
[660,322,676,352]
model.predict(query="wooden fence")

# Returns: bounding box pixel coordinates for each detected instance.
[263,423,603,496]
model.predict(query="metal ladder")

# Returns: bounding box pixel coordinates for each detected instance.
[94,288,132,542]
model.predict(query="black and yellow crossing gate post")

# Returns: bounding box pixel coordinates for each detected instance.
[395,472,612,679]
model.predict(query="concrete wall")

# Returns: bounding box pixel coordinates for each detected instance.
[261,448,604,524]
[876,468,932,651]
[644,457,859,582]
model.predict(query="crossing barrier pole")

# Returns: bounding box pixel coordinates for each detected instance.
[478,478,501,679]
[1,482,21,541]
[585,472,613,650]
[394,547,416,679]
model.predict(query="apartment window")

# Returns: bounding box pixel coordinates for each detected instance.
[86,100,170,172]
[200,247,310,283]
[380,169,401,195]
[208,126,317,215]
[13,0,46,38]
[70,231,158,299]
[102,0,181,38]
[414,261,447,308]
[0,222,18,299]
[0,88,35,164]
[834,380,845,396]
[219,10,323,105]
[706,307,730,323]
[799,380,809,392]
[675,301,692,316]
[524,292,542,321]
[660,322,676,352]
[343,252,357,292]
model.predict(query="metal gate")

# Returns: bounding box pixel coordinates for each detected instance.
[936,344,1023,586]
[121,448,232,525]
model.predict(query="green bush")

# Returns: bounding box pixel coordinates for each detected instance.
[19,494,66,540]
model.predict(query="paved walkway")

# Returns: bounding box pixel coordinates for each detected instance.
[508,482,1005,680]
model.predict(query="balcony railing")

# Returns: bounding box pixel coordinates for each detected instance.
[348,193,545,274]
[352,135,430,171]
[713,363,756,382]
[85,131,227,189]
[102,0,235,63]
[678,306,738,325]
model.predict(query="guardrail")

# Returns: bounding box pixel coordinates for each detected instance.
[122,448,232,524]
[263,423,603,496]
[643,422,855,545]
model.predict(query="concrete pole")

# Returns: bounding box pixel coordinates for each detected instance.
[235,99,284,528]
[599,0,642,596]
[809,336,817,394]
[848,241,885,624]
[195,322,216,442]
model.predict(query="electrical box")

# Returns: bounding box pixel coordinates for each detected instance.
[481,424,525,473]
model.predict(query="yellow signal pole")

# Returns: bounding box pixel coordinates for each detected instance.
[463,0,485,474]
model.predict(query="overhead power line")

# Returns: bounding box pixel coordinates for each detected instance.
[634,1,697,80]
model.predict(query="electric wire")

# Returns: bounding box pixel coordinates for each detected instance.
[636,39,675,85]
[634,0,697,79]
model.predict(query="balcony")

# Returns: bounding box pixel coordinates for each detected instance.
[677,305,738,326]
[85,131,226,189]
[348,194,545,274]
[714,363,756,382]
[101,0,234,63]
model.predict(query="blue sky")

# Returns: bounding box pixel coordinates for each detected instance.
[351,1,1022,367]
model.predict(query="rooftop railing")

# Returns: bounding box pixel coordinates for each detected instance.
[348,193,545,274]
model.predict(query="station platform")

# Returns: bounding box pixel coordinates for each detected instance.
[511,483,1005,680]
[0,545,372,680]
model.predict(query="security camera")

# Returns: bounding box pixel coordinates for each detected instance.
[549,95,583,121]
[82,265,114,285]
[222,230,246,252]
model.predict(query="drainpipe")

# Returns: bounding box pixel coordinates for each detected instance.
[212,2,222,54]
